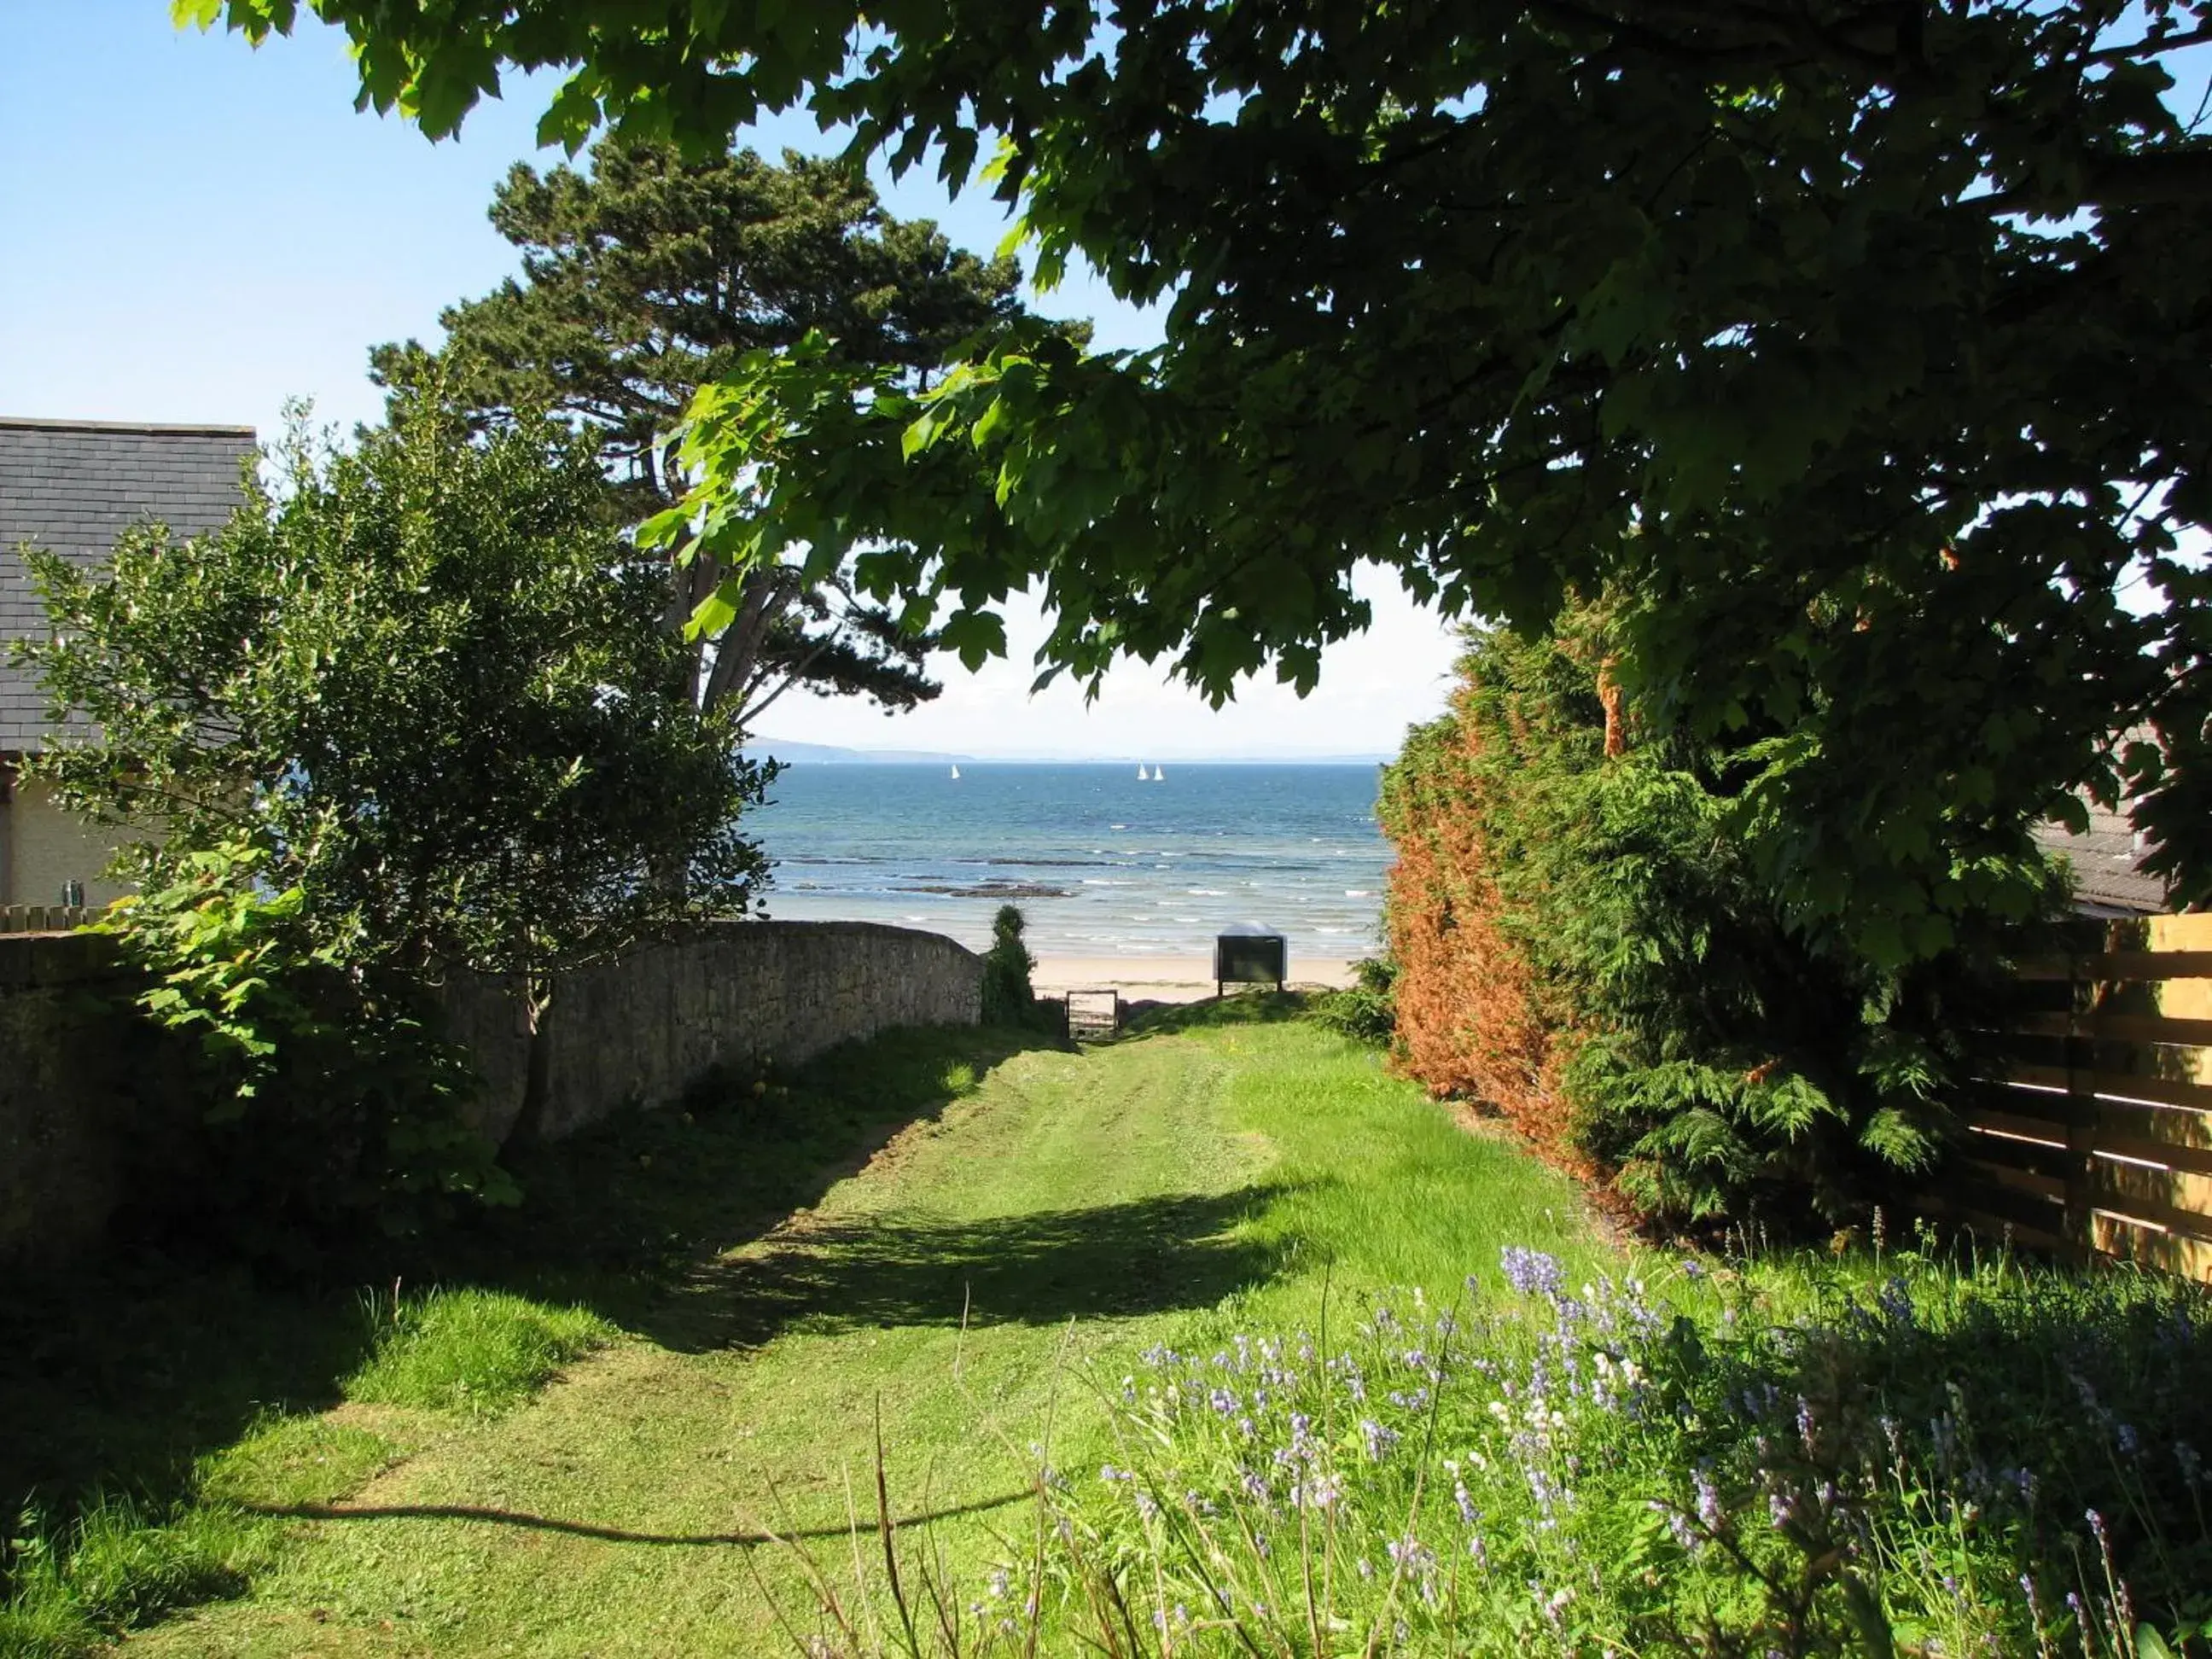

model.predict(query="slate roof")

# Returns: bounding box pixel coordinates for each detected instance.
[1,416,255,754]
[2033,800,2173,917]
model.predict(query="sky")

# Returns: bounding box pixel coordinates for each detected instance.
[0,3,1464,760]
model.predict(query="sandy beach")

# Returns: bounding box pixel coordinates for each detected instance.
[1031,953,1355,1004]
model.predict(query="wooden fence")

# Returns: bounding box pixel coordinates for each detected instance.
[0,904,94,934]
[1940,912,2212,1283]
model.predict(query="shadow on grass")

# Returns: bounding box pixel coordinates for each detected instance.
[242,1487,1031,1549]
[0,1021,1063,1530]
[649,1185,1291,1353]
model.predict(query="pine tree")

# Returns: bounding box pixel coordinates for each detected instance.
[373,137,1040,724]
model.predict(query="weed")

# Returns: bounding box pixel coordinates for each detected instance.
[343,1285,610,1416]
[795,1243,2212,1656]
[0,1496,270,1657]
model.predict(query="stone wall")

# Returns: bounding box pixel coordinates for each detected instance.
[0,932,195,1269]
[447,921,986,1144]
[0,920,982,1269]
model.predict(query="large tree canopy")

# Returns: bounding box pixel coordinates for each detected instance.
[375,137,1032,723]
[187,1,2212,952]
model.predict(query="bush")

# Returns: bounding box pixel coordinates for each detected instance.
[1379,613,2055,1228]
[980,904,1043,1027]
[20,390,775,1243]
[92,835,514,1247]
[1308,958,1397,1046]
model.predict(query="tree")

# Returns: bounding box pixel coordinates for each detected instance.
[371,136,1033,725]
[19,388,770,984]
[184,0,2212,955]
[16,388,771,1230]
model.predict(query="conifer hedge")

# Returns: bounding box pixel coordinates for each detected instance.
[1379,611,2056,1231]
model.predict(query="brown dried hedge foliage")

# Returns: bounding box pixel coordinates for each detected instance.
[1379,667,1582,1163]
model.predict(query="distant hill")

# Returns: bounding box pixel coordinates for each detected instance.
[750,738,974,765]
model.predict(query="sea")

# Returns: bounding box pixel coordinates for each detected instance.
[748,763,1391,959]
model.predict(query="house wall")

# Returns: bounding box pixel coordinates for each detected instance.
[0,775,137,906]
[0,919,984,1270]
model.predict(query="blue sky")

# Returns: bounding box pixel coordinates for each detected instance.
[0,3,1461,760]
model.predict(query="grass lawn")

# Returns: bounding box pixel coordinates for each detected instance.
[7,1001,1610,1656]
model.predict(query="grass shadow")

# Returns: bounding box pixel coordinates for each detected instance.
[0,1020,1063,1532]
[647,1185,1294,1353]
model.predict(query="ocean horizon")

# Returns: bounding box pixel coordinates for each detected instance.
[748,761,1391,960]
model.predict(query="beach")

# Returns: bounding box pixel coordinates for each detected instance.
[1032,953,1356,1004]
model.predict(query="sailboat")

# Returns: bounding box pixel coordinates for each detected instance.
[1137,764,1150,780]
[1153,764,1166,781]
[950,764,961,780]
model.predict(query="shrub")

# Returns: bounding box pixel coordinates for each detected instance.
[980,904,1042,1027]
[91,835,514,1245]
[1380,613,2054,1228]
[19,389,775,1241]
[1308,958,1398,1046]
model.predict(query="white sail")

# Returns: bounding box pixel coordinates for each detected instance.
[1137,764,1149,780]
[950,764,961,779]
[1153,765,1166,781]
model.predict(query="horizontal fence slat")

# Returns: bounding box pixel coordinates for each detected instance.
[1918,1190,2078,1258]
[1961,1103,2071,1143]
[2091,1135,2212,1179]
[2082,1175,2212,1243]
[2090,1214,2212,1281]
[1959,1155,2069,1203]
[1973,1141,2070,1185]
[2013,951,2212,982]
[2005,1010,2212,1047]
[1945,1169,2067,1234]
[2000,1064,2212,1115]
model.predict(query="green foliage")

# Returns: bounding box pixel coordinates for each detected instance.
[371,133,1046,725]
[1307,957,1396,1047]
[192,0,2212,950]
[883,1245,2210,1658]
[1,1496,270,1656]
[978,902,1042,1027]
[1386,614,2055,1227]
[342,1286,608,1417]
[14,386,771,1235]
[20,387,772,981]
[90,833,514,1238]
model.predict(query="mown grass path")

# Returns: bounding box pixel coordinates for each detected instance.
[131,1011,1612,1656]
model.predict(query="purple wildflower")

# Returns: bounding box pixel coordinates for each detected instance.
[1501,1246,1566,1299]
[1695,1470,1723,1530]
